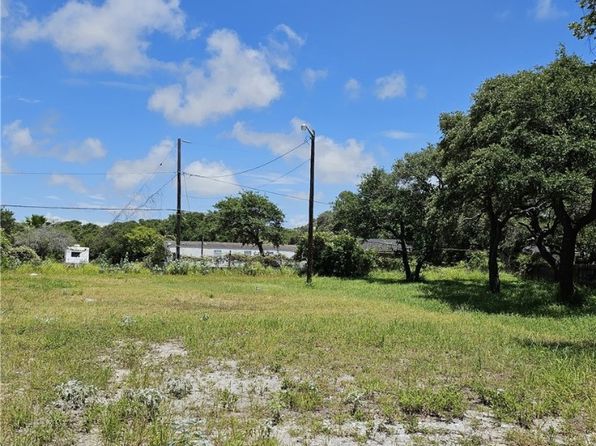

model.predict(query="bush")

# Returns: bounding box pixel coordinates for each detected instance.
[9,246,41,264]
[295,231,374,278]
[14,227,75,260]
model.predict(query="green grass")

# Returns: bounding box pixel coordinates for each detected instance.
[1,263,595,445]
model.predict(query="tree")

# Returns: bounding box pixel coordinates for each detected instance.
[25,214,48,228]
[123,226,165,262]
[53,220,102,251]
[440,73,538,293]
[295,231,373,278]
[569,0,596,40]
[14,227,75,260]
[526,53,596,305]
[333,146,443,282]
[0,208,18,240]
[213,191,285,256]
[441,51,595,304]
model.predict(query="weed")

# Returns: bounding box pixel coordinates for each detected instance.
[165,376,192,399]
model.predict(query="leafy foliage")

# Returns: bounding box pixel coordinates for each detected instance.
[14,227,75,260]
[295,231,374,278]
[214,191,285,255]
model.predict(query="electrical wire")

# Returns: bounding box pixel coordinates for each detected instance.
[0,171,176,176]
[183,172,331,206]
[1,204,177,212]
[197,140,308,179]
[257,159,310,186]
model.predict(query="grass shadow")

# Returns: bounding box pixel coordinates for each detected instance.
[516,338,596,355]
[418,278,596,317]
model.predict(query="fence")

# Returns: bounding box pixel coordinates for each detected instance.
[524,264,596,286]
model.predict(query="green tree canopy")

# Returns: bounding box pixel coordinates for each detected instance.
[213,191,285,255]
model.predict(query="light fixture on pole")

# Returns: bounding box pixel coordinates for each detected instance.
[301,123,316,285]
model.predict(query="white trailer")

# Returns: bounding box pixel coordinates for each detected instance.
[64,245,89,265]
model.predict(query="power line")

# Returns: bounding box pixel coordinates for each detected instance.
[258,159,310,186]
[196,140,308,179]
[111,147,176,223]
[1,204,177,212]
[183,171,331,206]
[0,171,176,176]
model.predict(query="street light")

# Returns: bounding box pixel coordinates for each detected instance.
[301,123,315,285]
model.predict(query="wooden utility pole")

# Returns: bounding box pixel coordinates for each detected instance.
[176,138,182,260]
[306,128,315,285]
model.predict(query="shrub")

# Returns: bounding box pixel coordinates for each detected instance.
[165,377,192,399]
[295,231,374,278]
[56,380,97,409]
[14,227,75,260]
[9,246,41,264]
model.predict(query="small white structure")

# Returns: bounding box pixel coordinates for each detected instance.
[64,244,89,265]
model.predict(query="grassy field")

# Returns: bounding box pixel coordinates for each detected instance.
[1,264,595,445]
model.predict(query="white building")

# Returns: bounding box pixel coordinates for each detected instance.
[166,241,296,260]
[64,244,90,265]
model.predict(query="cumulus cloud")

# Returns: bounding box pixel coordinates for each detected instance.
[2,120,106,162]
[63,138,107,162]
[184,161,240,196]
[344,78,361,99]
[375,72,407,100]
[263,24,305,70]
[49,174,88,194]
[2,120,37,154]
[107,139,175,190]
[231,118,375,184]
[148,29,283,125]
[12,0,188,73]
[383,130,417,140]
[532,0,566,21]
[302,68,327,89]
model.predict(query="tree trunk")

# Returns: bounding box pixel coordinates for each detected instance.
[399,221,413,281]
[488,215,501,294]
[413,259,424,282]
[257,241,264,256]
[528,211,559,280]
[557,227,580,306]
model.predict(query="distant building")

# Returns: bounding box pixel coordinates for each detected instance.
[166,241,296,260]
[64,244,89,265]
[361,239,410,255]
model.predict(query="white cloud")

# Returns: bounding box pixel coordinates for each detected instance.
[2,120,37,154]
[231,118,375,184]
[12,0,188,74]
[344,78,361,99]
[302,68,327,89]
[2,120,107,162]
[274,24,305,47]
[107,139,175,190]
[383,130,417,140]
[533,0,566,21]
[187,26,202,40]
[375,72,407,100]
[49,174,88,194]
[17,97,41,104]
[263,24,305,70]
[148,29,282,125]
[63,138,107,162]
[415,85,427,100]
[184,161,240,196]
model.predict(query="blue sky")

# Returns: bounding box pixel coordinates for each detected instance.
[0,0,591,228]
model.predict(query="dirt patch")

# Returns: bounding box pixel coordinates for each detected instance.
[148,340,188,360]
[170,359,282,414]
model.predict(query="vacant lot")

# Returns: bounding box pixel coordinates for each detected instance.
[1,264,595,445]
